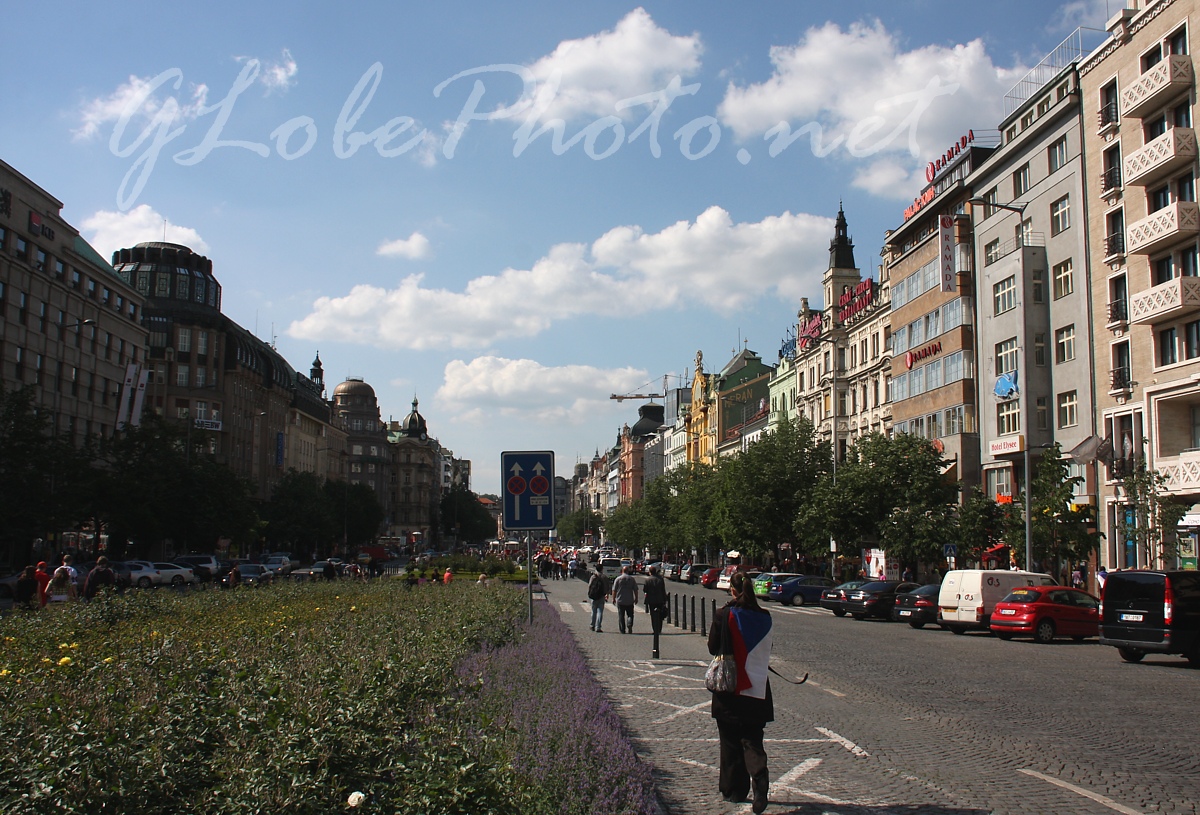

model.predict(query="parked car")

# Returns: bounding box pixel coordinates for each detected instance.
[663,563,682,581]
[264,556,293,576]
[698,567,722,589]
[938,569,1055,633]
[174,555,220,582]
[223,563,273,586]
[754,572,800,600]
[1100,570,1200,666]
[681,563,714,585]
[291,561,340,581]
[767,575,836,607]
[820,580,869,616]
[599,557,623,578]
[990,585,1100,643]
[125,561,196,588]
[845,581,921,620]
[717,567,762,591]
[892,584,943,628]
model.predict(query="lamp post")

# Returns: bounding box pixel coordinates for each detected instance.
[799,299,844,577]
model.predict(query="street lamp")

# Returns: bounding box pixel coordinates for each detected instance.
[799,299,845,577]
[966,197,1028,218]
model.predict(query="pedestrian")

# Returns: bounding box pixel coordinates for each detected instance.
[1097,566,1108,593]
[227,562,242,588]
[14,566,38,610]
[901,565,913,583]
[323,561,338,581]
[643,565,669,658]
[82,556,116,601]
[61,554,78,583]
[443,567,453,585]
[47,567,77,605]
[707,571,773,814]
[612,565,639,634]
[34,562,52,608]
[587,564,609,632]
[476,573,489,586]
[1071,565,1083,589]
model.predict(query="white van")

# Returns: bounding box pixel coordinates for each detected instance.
[599,557,623,579]
[938,569,1055,633]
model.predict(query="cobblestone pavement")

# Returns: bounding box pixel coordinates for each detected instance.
[539,576,1200,815]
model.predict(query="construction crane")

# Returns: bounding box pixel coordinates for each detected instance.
[610,375,670,402]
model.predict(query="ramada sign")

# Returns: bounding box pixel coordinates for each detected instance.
[903,130,977,221]
[905,340,942,370]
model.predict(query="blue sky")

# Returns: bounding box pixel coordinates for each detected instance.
[3,1,1113,493]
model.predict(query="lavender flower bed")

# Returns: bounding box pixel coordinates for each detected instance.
[457,602,659,815]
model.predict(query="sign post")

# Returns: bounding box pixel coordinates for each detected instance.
[502,451,556,623]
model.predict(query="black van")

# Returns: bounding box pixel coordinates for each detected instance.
[1099,570,1200,666]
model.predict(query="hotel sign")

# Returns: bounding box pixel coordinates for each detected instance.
[796,312,825,350]
[905,340,942,370]
[925,130,976,183]
[988,434,1026,457]
[837,279,877,325]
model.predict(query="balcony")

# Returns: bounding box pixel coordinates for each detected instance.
[1125,201,1200,255]
[1121,55,1195,119]
[1097,101,1119,132]
[1107,298,1129,330]
[1110,366,1133,396]
[1129,275,1200,325]
[1158,451,1200,493]
[1100,165,1122,195]
[1123,127,1197,187]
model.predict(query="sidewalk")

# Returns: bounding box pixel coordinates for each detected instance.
[539,575,827,815]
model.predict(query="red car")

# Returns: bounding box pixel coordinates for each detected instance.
[990,586,1100,643]
[699,567,722,589]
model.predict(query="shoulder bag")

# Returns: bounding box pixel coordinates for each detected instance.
[705,609,738,692]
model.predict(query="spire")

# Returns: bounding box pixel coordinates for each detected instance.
[310,352,324,389]
[829,203,856,270]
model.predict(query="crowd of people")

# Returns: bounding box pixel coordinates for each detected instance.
[10,554,118,610]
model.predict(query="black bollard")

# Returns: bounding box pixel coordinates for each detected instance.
[700,596,706,636]
[690,595,696,633]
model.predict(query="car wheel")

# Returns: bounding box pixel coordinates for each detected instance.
[852,613,866,621]
[949,626,965,635]
[1185,647,1200,668]
[1071,635,1086,642]
[908,621,925,629]
[137,576,152,588]
[171,575,184,586]
[995,632,1013,640]
[832,609,846,617]
[1034,619,1056,644]
[1118,647,1145,663]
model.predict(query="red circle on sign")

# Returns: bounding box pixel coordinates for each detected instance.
[530,475,550,495]
[507,476,527,495]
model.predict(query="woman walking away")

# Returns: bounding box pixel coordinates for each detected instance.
[47,567,77,605]
[708,571,773,813]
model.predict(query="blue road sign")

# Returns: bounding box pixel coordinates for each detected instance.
[944,544,957,558]
[501,451,555,531]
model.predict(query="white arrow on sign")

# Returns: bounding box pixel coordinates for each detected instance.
[509,462,524,522]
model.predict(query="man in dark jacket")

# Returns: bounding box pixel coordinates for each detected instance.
[587,566,609,632]
[643,566,669,658]
[83,556,117,601]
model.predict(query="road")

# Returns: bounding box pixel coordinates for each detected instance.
[550,574,1200,814]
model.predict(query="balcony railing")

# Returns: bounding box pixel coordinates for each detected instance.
[1129,275,1200,325]
[1105,231,1125,258]
[1110,366,1132,393]
[1122,55,1195,119]
[983,233,1046,267]
[1100,165,1122,193]
[1126,201,1200,255]
[1108,298,1129,325]
[1123,127,1198,187]
[1098,101,1120,129]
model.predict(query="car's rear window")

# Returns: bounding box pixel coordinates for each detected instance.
[1105,572,1165,605]
[857,581,889,591]
[1003,588,1041,603]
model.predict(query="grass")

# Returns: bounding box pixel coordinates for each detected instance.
[0,580,657,814]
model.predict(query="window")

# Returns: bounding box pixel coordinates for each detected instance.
[16,236,29,261]
[1036,396,1049,430]
[1100,80,1119,127]
[985,239,1001,265]
[1017,218,1033,245]
[994,276,1017,315]
[1155,255,1175,284]
[0,226,6,250]
[1053,259,1074,299]
[1187,319,1200,359]
[198,331,209,355]
[1034,333,1047,366]
[1160,326,1179,366]
[35,248,47,271]
[1021,110,1035,130]
[176,272,189,300]
[1050,196,1070,235]
[1175,100,1193,128]
[196,368,206,388]
[996,337,1019,375]
[178,328,191,352]
[1106,209,1125,256]
[1032,267,1044,303]
[176,364,190,387]
[1177,171,1195,203]
[1150,183,1171,212]
[1055,325,1076,363]
[1142,42,1163,72]
[987,467,1013,499]
[87,279,97,300]
[1013,164,1030,196]
[1102,145,1122,191]
[1048,136,1068,173]
[981,187,998,218]
[1168,26,1188,56]
[998,400,1021,435]
[1057,391,1079,428]
[156,274,170,296]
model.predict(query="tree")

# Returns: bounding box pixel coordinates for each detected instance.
[440,485,497,545]
[1119,457,1188,569]
[0,386,66,566]
[556,507,603,545]
[264,470,337,556]
[955,487,1010,563]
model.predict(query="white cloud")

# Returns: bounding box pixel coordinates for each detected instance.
[377,232,431,260]
[1050,0,1112,31]
[850,158,930,201]
[74,74,209,141]
[82,205,210,260]
[718,20,1021,162]
[438,356,646,423]
[286,206,832,350]
[523,7,702,124]
[259,48,298,93]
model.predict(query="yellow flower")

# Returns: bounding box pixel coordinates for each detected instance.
[350,605,358,612]
[103,657,115,664]
[59,643,70,650]
[41,658,52,664]
[58,657,73,666]
[0,669,11,677]
[70,643,79,650]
